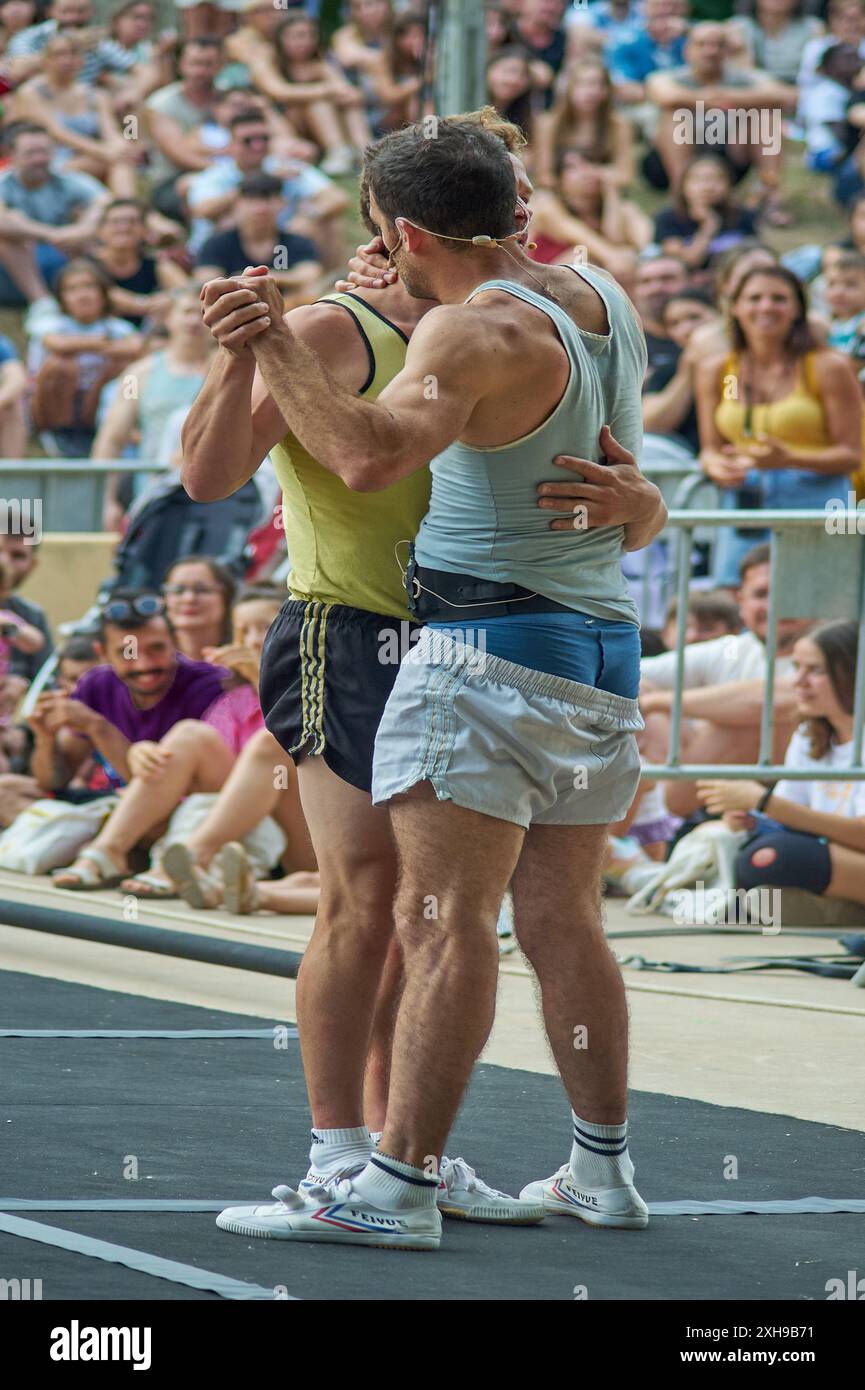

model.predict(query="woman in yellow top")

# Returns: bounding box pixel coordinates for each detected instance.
[695,264,862,584]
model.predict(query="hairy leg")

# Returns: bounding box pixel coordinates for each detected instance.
[294,755,398,1129]
[512,823,628,1123]
[380,785,524,1167]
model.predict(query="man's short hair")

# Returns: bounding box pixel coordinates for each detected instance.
[739,542,771,584]
[363,119,518,249]
[229,108,269,131]
[827,250,865,275]
[238,172,283,200]
[6,122,50,149]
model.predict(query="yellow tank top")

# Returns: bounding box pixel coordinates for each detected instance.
[270,293,431,620]
[714,350,830,452]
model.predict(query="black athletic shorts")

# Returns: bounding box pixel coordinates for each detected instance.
[259,598,424,794]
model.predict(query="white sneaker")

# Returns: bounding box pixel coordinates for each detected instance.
[519,1163,649,1230]
[217,1178,441,1249]
[437,1156,545,1224]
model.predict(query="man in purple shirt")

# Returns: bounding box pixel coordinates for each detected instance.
[29,590,226,798]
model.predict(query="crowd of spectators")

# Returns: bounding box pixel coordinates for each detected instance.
[0,0,860,924]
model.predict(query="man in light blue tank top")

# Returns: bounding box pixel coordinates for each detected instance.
[221,118,667,1250]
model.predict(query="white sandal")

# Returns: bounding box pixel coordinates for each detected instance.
[221,842,259,915]
[162,842,222,909]
[52,847,125,891]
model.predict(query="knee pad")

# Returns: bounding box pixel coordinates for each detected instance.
[736,830,832,895]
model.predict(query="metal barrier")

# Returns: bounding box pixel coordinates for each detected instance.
[0,459,165,533]
[632,464,721,623]
[642,508,865,781]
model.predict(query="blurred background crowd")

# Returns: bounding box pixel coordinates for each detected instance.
[0,0,862,927]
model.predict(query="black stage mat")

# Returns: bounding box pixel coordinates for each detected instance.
[1,969,861,1301]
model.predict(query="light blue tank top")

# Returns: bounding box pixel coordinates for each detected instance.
[413,266,647,625]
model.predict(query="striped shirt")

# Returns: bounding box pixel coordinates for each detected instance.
[7,21,137,85]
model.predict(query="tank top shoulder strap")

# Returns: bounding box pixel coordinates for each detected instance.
[800,350,822,401]
[315,291,407,397]
[463,278,584,363]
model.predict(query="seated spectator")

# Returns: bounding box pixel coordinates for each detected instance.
[0,122,112,307]
[565,0,644,64]
[199,84,317,164]
[654,155,760,279]
[646,22,796,205]
[0,0,37,57]
[606,0,687,117]
[0,545,45,753]
[27,589,227,823]
[49,585,314,894]
[529,149,651,284]
[185,107,348,267]
[55,632,101,694]
[162,555,235,662]
[633,251,690,373]
[698,620,865,912]
[92,288,214,531]
[25,257,142,458]
[533,58,635,190]
[486,46,537,137]
[515,0,567,105]
[0,532,54,683]
[730,0,823,86]
[661,589,743,649]
[245,13,371,175]
[486,1,517,58]
[0,330,28,457]
[143,36,224,225]
[797,0,865,94]
[797,43,864,179]
[5,0,141,91]
[8,34,142,198]
[824,248,865,380]
[695,263,861,583]
[88,199,190,331]
[639,542,811,816]
[642,288,720,451]
[194,173,321,304]
[225,0,285,79]
[332,0,394,74]
[372,9,427,133]
[110,0,174,86]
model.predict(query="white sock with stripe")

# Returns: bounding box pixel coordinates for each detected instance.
[351,1151,439,1210]
[308,1126,372,1176]
[568,1112,634,1189]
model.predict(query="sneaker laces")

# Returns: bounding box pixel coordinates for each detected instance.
[294,1168,361,1203]
[439,1155,511,1200]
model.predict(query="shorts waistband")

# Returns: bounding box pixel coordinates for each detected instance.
[411,628,644,730]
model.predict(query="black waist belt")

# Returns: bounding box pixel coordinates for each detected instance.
[405,548,574,623]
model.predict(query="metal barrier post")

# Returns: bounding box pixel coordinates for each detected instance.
[667,525,693,767]
[757,532,780,768]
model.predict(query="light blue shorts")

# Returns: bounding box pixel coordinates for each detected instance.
[371,628,644,829]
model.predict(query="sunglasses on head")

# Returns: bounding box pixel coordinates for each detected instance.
[101,594,165,624]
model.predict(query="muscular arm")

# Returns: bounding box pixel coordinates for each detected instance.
[249,303,487,491]
[182,298,371,501]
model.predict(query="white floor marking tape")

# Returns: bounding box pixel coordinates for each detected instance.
[0,1213,291,1299]
[2,1197,864,1215]
[0,1029,297,1039]
[648,1197,865,1215]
